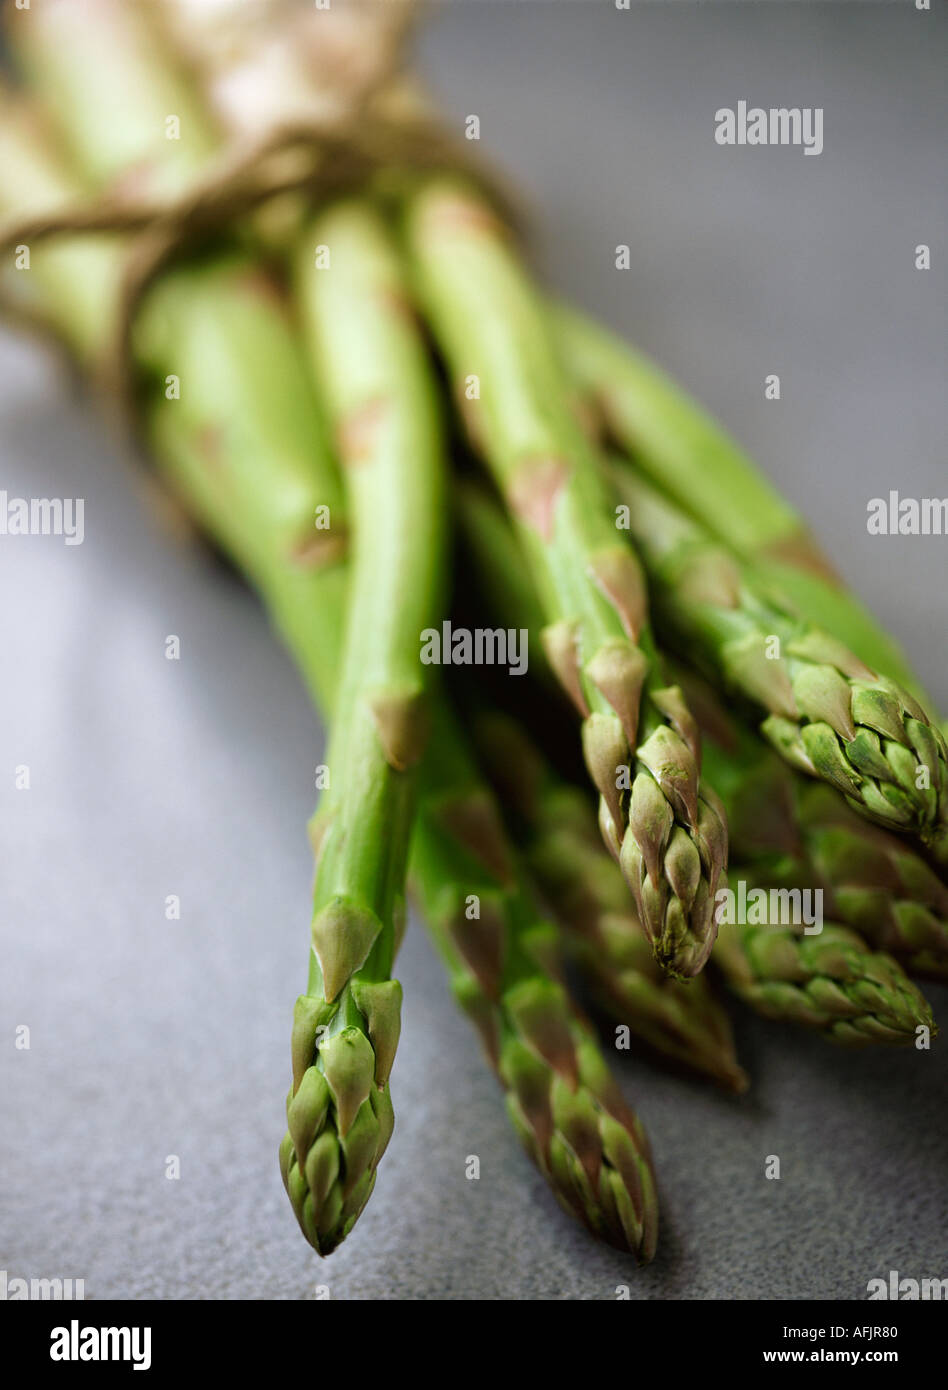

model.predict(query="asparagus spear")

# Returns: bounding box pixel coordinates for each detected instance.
[274,200,445,1253]
[469,711,748,1092]
[405,179,728,979]
[713,921,933,1046]
[608,467,948,866]
[409,712,659,1258]
[0,104,660,1264]
[554,303,931,704]
[680,672,948,982]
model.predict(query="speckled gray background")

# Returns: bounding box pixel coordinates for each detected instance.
[1,2,946,1300]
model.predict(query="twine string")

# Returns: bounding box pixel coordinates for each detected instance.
[0,3,517,422]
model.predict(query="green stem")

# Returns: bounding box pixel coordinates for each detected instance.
[0,94,119,364]
[9,0,220,198]
[275,200,446,1253]
[554,302,933,705]
[407,708,659,1257]
[609,465,948,866]
[405,178,727,979]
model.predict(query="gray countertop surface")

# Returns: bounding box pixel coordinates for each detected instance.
[1,1,946,1299]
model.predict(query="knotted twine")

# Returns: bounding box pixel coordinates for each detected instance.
[0,3,519,436]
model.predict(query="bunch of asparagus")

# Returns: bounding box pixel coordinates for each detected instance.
[1,0,942,1265]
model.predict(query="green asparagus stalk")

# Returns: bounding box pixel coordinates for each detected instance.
[608,466,948,866]
[141,258,414,1255]
[680,672,948,982]
[469,712,748,1092]
[0,97,119,364]
[9,0,220,199]
[408,714,659,1257]
[405,179,728,979]
[0,100,660,1263]
[274,200,445,1253]
[712,921,933,1046]
[554,303,932,704]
